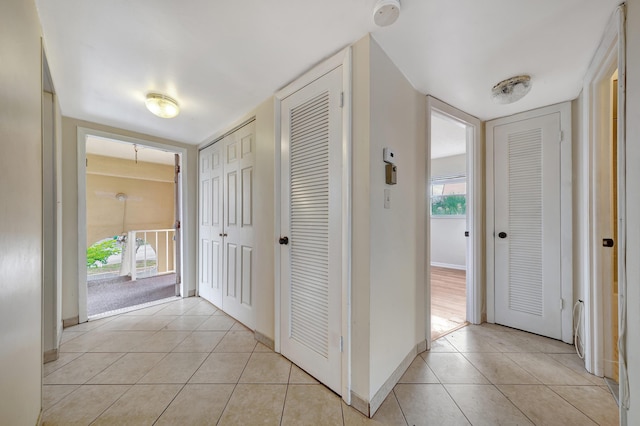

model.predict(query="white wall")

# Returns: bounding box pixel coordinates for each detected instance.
[431,153,465,177]
[0,0,43,423]
[368,37,426,406]
[430,218,466,268]
[61,118,198,323]
[624,1,640,423]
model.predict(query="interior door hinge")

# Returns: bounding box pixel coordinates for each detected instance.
[340,336,344,352]
[175,164,181,174]
[559,130,564,143]
[560,298,564,310]
[339,92,344,108]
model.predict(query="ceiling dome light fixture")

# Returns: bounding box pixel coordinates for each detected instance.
[373,0,401,27]
[145,93,180,118]
[491,75,532,104]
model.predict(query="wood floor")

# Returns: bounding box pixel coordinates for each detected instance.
[431,266,467,340]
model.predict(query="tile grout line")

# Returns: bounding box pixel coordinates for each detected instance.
[278,363,294,426]
[544,383,610,425]
[215,338,264,425]
[491,383,538,425]
[391,388,410,426]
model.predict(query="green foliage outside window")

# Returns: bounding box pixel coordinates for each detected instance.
[87,238,122,268]
[431,194,466,215]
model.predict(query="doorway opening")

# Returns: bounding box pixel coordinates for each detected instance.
[426,96,482,344]
[82,135,182,318]
[429,113,468,339]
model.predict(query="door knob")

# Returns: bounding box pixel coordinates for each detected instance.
[498,232,507,239]
[603,238,615,247]
[279,236,289,245]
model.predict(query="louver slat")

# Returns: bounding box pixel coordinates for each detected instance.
[508,128,543,316]
[288,91,330,358]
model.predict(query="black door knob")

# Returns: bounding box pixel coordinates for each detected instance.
[279,236,289,245]
[498,232,507,239]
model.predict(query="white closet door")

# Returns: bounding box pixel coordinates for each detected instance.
[494,112,562,339]
[222,122,256,329]
[280,66,343,394]
[199,142,224,307]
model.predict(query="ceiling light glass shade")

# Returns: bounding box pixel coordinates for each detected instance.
[491,75,532,104]
[373,0,401,27]
[145,93,180,118]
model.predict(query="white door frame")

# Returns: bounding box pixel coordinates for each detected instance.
[486,102,573,344]
[77,127,189,322]
[274,47,352,402]
[580,6,626,380]
[426,96,483,348]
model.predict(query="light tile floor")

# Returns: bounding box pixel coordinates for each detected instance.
[43,297,619,425]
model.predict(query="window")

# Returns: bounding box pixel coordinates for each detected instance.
[431,176,466,216]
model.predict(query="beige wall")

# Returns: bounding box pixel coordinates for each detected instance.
[350,35,373,404]
[86,154,174,246]
[368,37,426,404]
[253,99,276,342]
[61,117,198,322]
[349,34,427,409]
[624,1,640,423]
[0,0,43,423]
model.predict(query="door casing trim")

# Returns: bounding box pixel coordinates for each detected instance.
[426,96,483,350]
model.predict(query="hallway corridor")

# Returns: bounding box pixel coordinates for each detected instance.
[43,298,618,425]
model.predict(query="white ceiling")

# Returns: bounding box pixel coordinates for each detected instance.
[36,0,619,145]
[431,114,466,159]
[86,136,176,165]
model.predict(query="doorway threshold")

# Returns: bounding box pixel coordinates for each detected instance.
[88,296,179,321]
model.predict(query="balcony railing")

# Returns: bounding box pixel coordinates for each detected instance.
[126,228,176,281]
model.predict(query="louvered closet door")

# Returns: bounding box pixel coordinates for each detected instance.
[199,142,224,307]
[280,66,343,394]
[494,112,562,339]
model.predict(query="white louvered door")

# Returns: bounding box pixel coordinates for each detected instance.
[494,112,562,339]
[280,66,343,394]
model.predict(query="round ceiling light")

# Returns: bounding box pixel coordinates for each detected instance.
[145,93,180,118]
[491,75,532,104]
[373,0,401,27]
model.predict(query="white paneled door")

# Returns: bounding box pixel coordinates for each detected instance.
[280,66,343,394]
[199,122,255,329]
[493,111,563,339]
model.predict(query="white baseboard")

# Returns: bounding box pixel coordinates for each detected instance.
[431,262,466,271]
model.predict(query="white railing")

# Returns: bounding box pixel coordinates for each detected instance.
[126,228,176,281]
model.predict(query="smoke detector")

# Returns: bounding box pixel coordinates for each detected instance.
[491,75,532,104]
[373,0,401,27]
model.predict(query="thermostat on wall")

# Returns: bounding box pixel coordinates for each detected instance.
[383,148,396,164]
